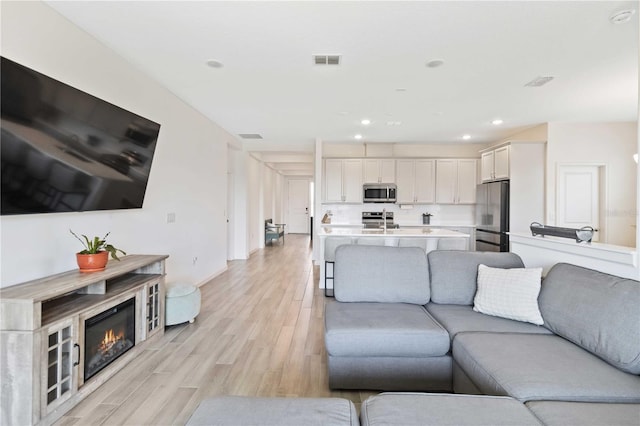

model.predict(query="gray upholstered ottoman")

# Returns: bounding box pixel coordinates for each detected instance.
[360,393,543,426]
[186,396,359,426]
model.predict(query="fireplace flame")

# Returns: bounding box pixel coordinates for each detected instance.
[99,328,124,353]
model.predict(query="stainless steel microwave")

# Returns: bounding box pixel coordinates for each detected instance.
[363,183,397,203]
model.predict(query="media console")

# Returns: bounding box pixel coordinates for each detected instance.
[0,254,168,426]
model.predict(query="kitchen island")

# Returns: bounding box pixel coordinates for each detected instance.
[317,225,470,291]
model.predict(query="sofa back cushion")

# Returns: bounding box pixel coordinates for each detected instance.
[334,245,429,304]
[428,251,525,305]
[538,263,640,375]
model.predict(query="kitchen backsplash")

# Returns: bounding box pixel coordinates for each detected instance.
[322,203,476,226]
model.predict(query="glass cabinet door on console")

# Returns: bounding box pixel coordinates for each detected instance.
[41,317,79,416]
[146,281,162,338]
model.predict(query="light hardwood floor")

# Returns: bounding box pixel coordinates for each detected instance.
[56,235,375,425]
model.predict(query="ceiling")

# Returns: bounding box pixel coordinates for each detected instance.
[46,1,638,177]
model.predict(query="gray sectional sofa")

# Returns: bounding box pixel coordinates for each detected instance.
[324,245,640,424]
[185,246,640,426]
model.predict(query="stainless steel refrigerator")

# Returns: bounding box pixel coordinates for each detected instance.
[475,181,510,252]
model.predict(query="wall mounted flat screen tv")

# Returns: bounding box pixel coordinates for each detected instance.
[1,56,161,215]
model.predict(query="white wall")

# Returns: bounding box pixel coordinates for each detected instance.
[546,122,637,247]
[228,150,249,260]
[0,2,233,287]
[247,155,261,253]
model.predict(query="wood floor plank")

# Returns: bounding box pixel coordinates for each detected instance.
[54,235,373,425]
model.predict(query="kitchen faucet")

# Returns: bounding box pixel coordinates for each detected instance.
[383,208,387,231]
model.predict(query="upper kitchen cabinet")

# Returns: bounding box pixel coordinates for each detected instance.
[363,159,396,184]
[323,159,363,203]
[396,159,435,204]
[435,159,477,204]
[481,146,510,182]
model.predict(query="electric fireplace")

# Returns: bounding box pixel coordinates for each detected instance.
[84,298,135,381]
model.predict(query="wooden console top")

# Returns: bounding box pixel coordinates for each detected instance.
[0,254,168,302]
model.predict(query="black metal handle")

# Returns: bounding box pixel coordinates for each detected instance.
[73,343,80,366]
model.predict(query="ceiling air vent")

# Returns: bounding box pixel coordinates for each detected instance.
[524,76,554,87]
[238,133,263,139]
[314,55,341,65]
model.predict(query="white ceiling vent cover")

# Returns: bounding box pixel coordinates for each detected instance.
[238,133,263,139]
[314,55,341,65]
[525,76,554,87]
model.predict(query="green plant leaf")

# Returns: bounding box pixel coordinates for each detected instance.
[70,229,124,259]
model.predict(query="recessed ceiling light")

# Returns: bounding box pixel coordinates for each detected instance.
[361,119,371,125]
[425,59,445,68]
[491,119,504,125]
[462,134,471,140]
[354,134,363,140]
[610,9,635,24]
[395,88,407,92]
[206,59,224,68]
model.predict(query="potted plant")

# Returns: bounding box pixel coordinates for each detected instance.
[70,230,126,272]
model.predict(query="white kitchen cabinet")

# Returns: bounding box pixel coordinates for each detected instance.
[396,159,435,204]
[481,146,510,182]
[435,159,477,204]
[457,159,478,204]
[363,159,395,183]
[323,159,363,203]
[481,151,494,182]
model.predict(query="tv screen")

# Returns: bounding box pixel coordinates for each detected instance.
[1,57,161,215]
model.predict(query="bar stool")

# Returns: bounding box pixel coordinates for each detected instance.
[398,238,428,251]
[437,238,467,250]
[355,237,386,246]
[324,237,353,297]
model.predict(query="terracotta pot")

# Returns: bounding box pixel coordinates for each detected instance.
[76,251,109,272]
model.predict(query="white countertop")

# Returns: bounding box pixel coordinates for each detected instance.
[318,226,470,238]
[321,223,476,228]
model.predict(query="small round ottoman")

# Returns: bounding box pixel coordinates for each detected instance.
[165,284,201,325]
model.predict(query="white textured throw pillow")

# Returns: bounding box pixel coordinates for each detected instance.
[473,264,544,325]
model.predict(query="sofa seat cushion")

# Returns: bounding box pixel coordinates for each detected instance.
[325,300,449,357]
[453,333,640,403]
[426,303,552,340]
[360,393,543,426]
[525,401,640,426]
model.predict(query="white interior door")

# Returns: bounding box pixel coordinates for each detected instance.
[288,179,309,233]
[557,165,601,241]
